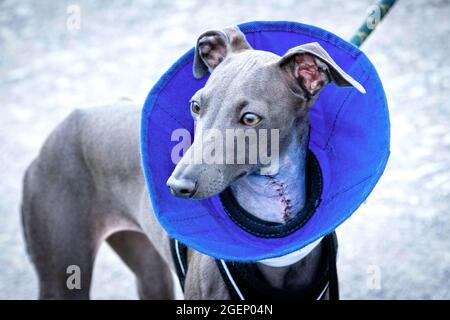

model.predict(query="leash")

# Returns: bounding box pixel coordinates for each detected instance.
[170,232,339,300]
[350,0,397,47]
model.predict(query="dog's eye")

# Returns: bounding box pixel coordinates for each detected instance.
[191,101,201,114]
[241,113,262,126]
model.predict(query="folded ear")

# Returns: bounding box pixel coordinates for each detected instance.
[278,42,366,98]
[193,26,251,79]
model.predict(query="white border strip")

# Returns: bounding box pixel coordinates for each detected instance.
[220,260,245,300]
[174,240,186,276]
[316,282,329,300]
[259,237,323,267]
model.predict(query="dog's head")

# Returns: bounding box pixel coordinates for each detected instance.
[167,26,365,199]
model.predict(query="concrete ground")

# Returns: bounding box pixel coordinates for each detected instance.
[0,0,449,299]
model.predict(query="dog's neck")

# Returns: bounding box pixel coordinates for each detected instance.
[230,119,310,224]
[228,118,322,292]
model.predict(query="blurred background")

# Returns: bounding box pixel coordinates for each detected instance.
[0,0,449,299]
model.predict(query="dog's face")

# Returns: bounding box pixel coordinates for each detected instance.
[167,27,364,199]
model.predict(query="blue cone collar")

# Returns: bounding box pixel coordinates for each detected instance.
[140,21,390,262]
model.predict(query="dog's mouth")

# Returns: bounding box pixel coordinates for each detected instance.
[189,171,248,200]
[180,181,198,199]
[189,182,199,198]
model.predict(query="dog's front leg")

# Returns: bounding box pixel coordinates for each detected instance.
[183,252,230,300]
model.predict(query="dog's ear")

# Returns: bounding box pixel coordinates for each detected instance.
[193,26,251,79]
[278,42,366,98]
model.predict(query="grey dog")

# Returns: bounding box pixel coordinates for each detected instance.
[21,26,364,299]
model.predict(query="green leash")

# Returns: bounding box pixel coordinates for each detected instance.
[350,0,397,47]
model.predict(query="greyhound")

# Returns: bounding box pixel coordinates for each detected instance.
[21,26,363,299]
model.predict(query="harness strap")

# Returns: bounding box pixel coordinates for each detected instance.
[170,239,188,290]
[216,232,338,300]
[327,231,340,300]
[216,259,246,300]
[170,232,339,300]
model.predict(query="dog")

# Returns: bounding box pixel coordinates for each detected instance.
[21,26,363,299]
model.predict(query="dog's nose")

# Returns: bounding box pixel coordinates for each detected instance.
[166,177,197,198]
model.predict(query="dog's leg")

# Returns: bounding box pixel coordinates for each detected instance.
[22,161,100,300]
[183,252,230,299]
[22,104,177,299]
[21,110,104,299]
[107,231,174,299]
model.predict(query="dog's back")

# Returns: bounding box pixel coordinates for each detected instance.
[21,100,174,299]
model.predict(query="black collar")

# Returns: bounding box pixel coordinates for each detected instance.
[218,149,323,239]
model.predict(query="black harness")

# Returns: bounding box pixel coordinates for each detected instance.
[170,232,339,300]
